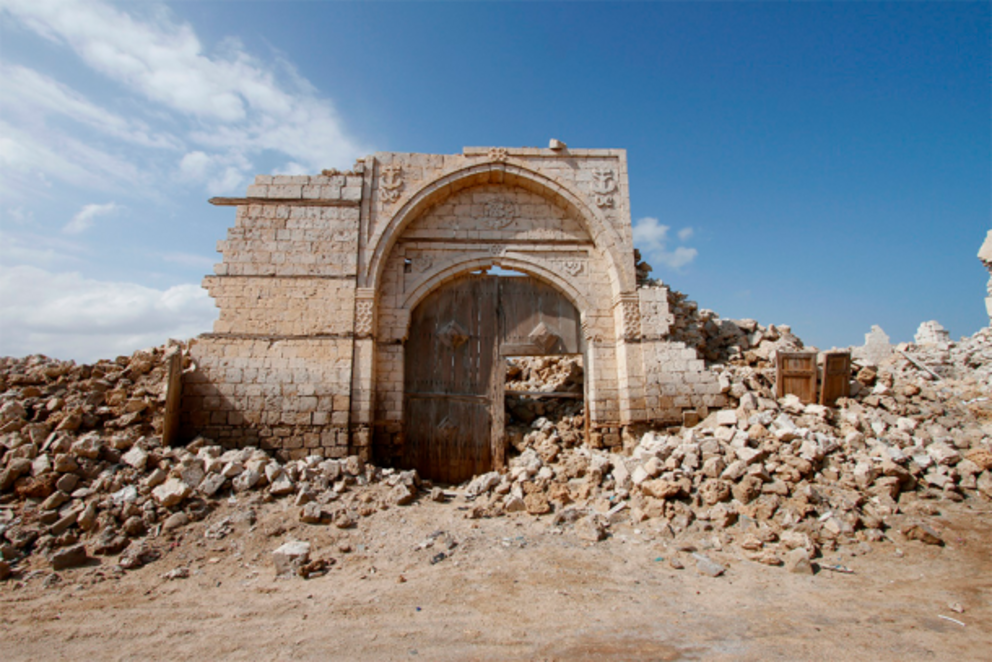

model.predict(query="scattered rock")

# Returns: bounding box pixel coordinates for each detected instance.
[273,541,311,577]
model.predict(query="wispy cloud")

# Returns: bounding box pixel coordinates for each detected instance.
[632,217,699,271]
[162,251,217,269]
[0,264,217,361]
[63,201,120,234]
[1,0,370,196]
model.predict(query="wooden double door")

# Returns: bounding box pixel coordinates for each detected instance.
[403,275,581,483]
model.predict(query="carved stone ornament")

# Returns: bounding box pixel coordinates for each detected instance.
[619,299,641,341]
[489,244,507,256]
[355,299,374,336]
[560,259,583,276]
[379,164,403,204]
[438,320,469,349]
[591,168,617,208]
[411,253,433,274]
[488,147,509,163]
[528,322,559,352]
[483,199,517,229]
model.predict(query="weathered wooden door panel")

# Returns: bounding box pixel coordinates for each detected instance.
[499,277,582,356]
[404,276,497,483]
[776,351,818,404]
[404,274,581,483]
[819,351,851,406]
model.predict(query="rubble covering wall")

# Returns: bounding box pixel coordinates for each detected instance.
[186,146,727,460]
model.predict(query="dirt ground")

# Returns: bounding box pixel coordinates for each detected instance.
[2,491,989,662]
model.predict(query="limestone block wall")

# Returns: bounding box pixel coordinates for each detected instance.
[180,173,362,457]
[182,147,730,464]
[637,284,725,421]
[182,337,354,460]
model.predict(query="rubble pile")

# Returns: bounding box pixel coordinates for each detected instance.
[505,356,584,427]
[463,326,992,566]
[0,347,422,580]
[1,323,990,582]
[665,289,805,365]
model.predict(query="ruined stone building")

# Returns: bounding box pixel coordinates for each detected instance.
[180,145,725,481]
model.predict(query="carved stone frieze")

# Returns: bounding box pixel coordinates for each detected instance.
[379,164,403,204]
[410,253,433,274]
[591,168,617,208]
[488,147,509,163]
[559,259,583,276]
[483,199,517,229]
[617,297,641,341]
[355,298,374,337]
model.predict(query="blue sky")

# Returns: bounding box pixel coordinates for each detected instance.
[1,0,989,361]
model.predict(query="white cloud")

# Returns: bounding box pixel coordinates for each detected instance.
[633,216,699,271]
[0,118,150,199]
[677,227,694,241]
[4,207,34,225]
[0,63,182,150]
[2,0,370,195]
[63,201,120,234]
[162,252,217,269]
[178,150,250,195]
[0,228,88,269]
[0,264,217,361]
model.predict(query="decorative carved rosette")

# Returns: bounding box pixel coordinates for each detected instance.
[483,199,517,229]
[488,147,509,163]
[489,244,508,257]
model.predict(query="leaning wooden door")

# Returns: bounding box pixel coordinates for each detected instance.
[404,276,498,483]
[776,351,818,404]
[819,351,851,406]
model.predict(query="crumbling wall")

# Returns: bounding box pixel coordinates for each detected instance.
[180,174,363,457]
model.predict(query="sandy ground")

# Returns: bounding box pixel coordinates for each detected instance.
[2,492,990,662]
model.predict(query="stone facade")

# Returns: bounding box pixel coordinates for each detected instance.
[181,145,724,462]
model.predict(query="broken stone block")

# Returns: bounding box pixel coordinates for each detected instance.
[914,321,951,345]
[50,543,89,570]
[268,473,295,496]
[273,541,311,576]
[152,477,191,507]
[503,495,526,512]
[390,482,416,506]
[199,473,227,497]
[574,515,607,542]
[300,502,325,524]
[784,548,813,575]
[692,553,725,577]
[121,446,148,471]
[902,523,944,546]
[640,478,686,500]
[716,410,737,427]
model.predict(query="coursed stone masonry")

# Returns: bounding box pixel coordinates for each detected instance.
[182,146,725,464]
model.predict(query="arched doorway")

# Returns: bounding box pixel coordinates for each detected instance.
[403,273,582,483]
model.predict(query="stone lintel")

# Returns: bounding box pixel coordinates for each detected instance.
[209,197,360,207]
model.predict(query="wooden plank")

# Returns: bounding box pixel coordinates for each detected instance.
[499,277,582,355]
[776,351,818,404]
[161,348,183,446]
[504,391,584,399]
[819,351,851,406]
[404,276,495,483]
[208,197,359,207]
